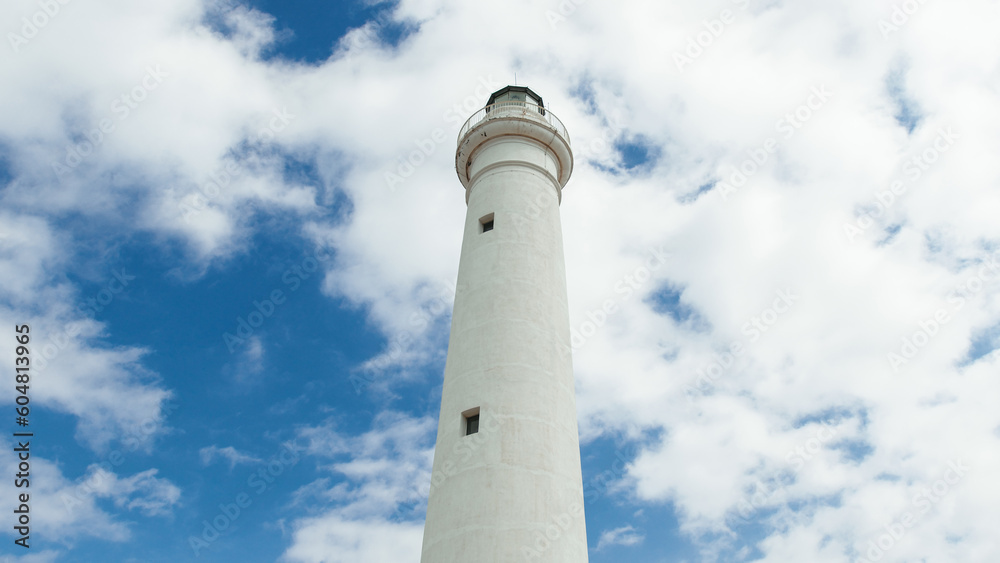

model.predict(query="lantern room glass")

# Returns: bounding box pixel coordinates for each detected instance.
[486,86,545,115]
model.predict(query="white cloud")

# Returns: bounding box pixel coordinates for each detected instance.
[224,333,268,386]
[282,412,435,561]
[0,551,62,563]
[0,311,172,452]
[280,515,423,563]
[0,213,171,452]
[0,443,180,547]
[596,524,644,551]
[199,445,264,470]
[85,466,182,517]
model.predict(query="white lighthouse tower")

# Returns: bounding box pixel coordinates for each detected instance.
[420,86,588,561]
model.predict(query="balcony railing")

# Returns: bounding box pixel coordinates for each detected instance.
[458,101,570,146]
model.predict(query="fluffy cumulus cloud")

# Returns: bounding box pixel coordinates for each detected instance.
[0,444,180,545]
[281,412,434,562]
[1,0,999,560]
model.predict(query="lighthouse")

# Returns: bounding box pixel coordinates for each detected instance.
[420,86,588,561]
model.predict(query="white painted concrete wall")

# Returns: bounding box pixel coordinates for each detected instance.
[421,110,588,562]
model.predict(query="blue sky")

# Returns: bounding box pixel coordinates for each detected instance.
[2,0,1000,562]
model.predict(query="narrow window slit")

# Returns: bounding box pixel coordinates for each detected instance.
[462,407,481,436]
[480,213,494,233]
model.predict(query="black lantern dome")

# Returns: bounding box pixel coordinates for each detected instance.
[486,85,545,114]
